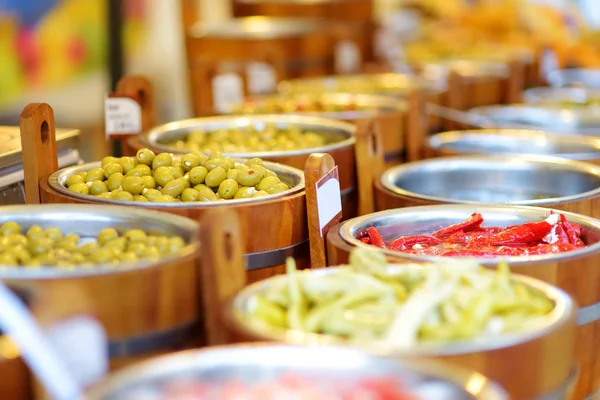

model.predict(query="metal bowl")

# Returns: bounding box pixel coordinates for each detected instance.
[421,59,509,82]
[427,129,600,162]
[48,159,305,208]
[188,16,329,39]
[523,87,600,107]
[0,204,200,279]
[466,105,600,136]
[143,114,356,158]
[339,205,600,264]
[86,343,509,400]
[231,92,405,121]
[277,72,440,96]
[380,155,600,206]
[547,68,600,89]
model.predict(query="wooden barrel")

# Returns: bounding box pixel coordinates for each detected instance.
[221,250,577,399]
[185,17,336,115]
[373,155,600,219]
[123,115,360,220]
[325,204,600,399]
[426,128,600,165]
[226,92,411,167]
[231,0,375,63]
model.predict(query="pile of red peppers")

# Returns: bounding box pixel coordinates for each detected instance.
[357,212,586,257]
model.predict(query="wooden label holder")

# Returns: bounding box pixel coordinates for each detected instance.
[305,153,342,269]
[354,118,385,216]
[404,87,427,162]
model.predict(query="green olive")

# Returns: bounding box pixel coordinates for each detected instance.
[233,187,256,199]
[1,234,27,247]
[26,225,45,240]
[168,166,184,179]
[181,188,200,202]
[126,165,152,177]
[205,167,227,187]
[153,166,174,187]
[226,169,240,180]
[266,182,289,194]
[103,237,127,252]
[111,191,134,201]
[257,176,281,191]
[141,175,156,189]
[246,157,264,167]
[204,158,229,172]
[98,228,119,245]
[181,153,202,171]
[101,156,119,168]
[208,151,223,160]
[79,242,98,256]
[136,148,155,166]
[84,168,103,183]
[77,172,88,179]
[162,178,186,198]
[119,251,138,262]
[24,258,41,268]
[133,195,148,202]
[143,246,161,260]
[152,153,173,169]
[122,176,145,195]
[66,174,85,187]
[218,179,239,199]
[27,237,53,256]
[64,233,80,244]
[194,184,218,201]
[124,229,147,242]
[107,173,125,191]
[118,157,137,174]
[14,249,31,264]
[127,241,147,257]
[253,190,269,198]
[99,192,112,199]
[236,168,262,186]
[90,181,109,195]
[104,163,123,179]
[264,169,277,178]
[0,222,21,235]
[188,166,208,185]
[44,228,63,241]
[0,253,17,265]
[143,188,162,201]
[168,236,186,253]
[91,248,115,264]
[68,183,90,195]
[151,194,177,203]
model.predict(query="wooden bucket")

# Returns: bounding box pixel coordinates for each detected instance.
[325,204,600,399]
[22,103,377,285]
[215,209,577,398]
[227,91,419,166]
[185,17,336,115]
[230,0,375,63]
[426,128,600,165]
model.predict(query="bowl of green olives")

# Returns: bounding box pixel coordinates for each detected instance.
[48,149,305,207]
[0,204,199,278]
[141,114,356,158]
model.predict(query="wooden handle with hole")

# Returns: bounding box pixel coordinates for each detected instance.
[354,118,385,216]
[115,75,157,131]
[505,59,525,104]
[199,208,246,346]
[405,87,427,162]
[444,71,463,131]
[305,152,340,269]
[20,103,59,205]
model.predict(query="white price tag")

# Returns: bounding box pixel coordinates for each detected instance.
[104,96,142,137]
[212,73,244,113]
[335,40,361,74]
[541,49,559,80]
[246,62,276,95]
[316,166,342,237]
[46,316,108,387]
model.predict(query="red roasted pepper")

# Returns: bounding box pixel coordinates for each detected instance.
[388,235,441,250]
[560,214,585,247]
[487,215,558,245]
[365,227,386,248]
[431,212,484,238]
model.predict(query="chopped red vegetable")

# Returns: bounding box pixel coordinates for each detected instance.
[356,212,586,257]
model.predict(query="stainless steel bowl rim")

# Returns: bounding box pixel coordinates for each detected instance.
[422,59,509,79]
[188,16,329,39]
[231,262,573,356]
[339,204,600,263]
[144,113,356,157]
[277,72,443,95]
[427,129,600,160]
[235,92,406,121]
[523,86,600,105]
[49,158,305,208]
[547,68,600,89]
[0,204,199,279]
[380,154,600,206]
[86,343,509,399]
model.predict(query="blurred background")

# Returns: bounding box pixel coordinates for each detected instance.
[1,0,600,159]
